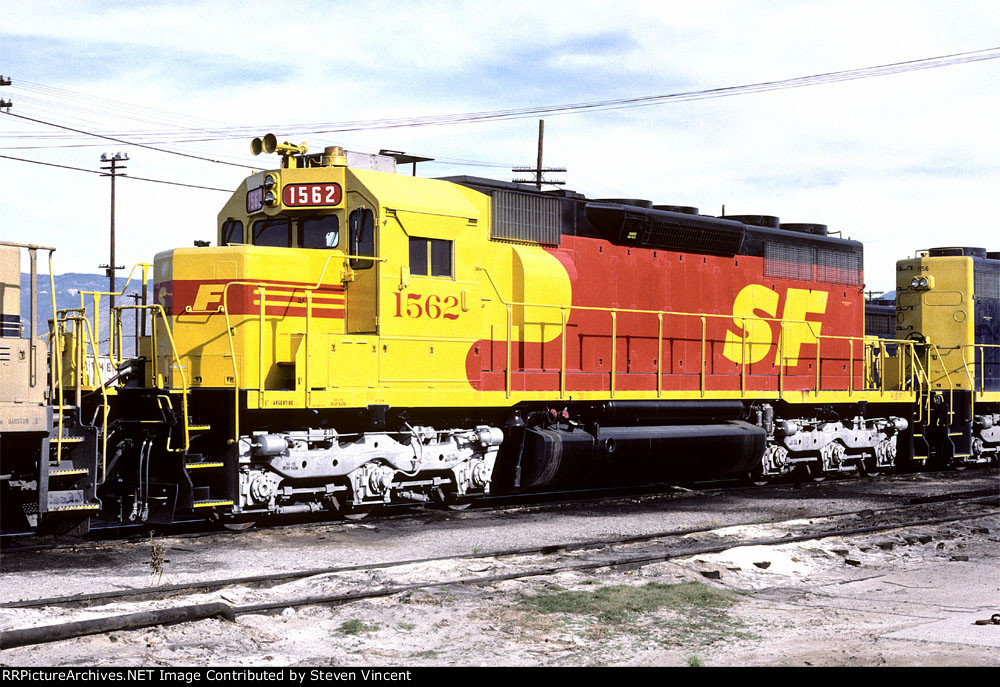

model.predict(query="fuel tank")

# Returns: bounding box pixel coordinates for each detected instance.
[510,420,766,490]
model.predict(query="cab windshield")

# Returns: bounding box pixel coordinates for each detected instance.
[250,215,340,249]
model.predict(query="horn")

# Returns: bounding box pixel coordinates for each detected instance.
[263,133,278,154]
[251,133,308,156]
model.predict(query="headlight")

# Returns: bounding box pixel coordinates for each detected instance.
[918,277,929,288]
[910,277,920,288]
[263,174,279,206]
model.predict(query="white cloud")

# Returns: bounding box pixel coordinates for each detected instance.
[0,0,997,292]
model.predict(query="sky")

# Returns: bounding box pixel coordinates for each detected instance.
[1,0,998,291]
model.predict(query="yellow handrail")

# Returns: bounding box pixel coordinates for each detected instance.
[474,263,918,398]
[958,343,1000,419]
[50,312,109,479]
[115,304,190,451]
[918,343,957,425]
[76,263,152,357]
[181,255,341,446]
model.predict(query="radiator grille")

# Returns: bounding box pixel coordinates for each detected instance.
[639,218,744,255]
[975,266,1000,299]
[764,243,815,281]
[491,191,561,245]
[817,248,863,285]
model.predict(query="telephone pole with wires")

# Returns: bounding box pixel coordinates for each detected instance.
[0,75,11,111]
[513,119,565,189]
[99,152,128,325]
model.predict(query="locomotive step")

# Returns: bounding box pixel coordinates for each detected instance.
[47,489,100,511]
[187,425,212,432]
[48,503,101,512]
[51,436,85,444]
[48,466,89,477]
[48,457,92,477]
[191,500,234,508]
[185,462,224,470]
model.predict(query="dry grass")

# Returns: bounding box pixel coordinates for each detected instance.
[523,581,736,624]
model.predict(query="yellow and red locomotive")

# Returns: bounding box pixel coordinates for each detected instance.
[1,135,997,532]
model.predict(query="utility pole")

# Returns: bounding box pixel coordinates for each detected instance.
[512,119,566,189]
[0,75,11,111]
[99,152,128,325]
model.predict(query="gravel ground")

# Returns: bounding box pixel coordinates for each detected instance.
[1,470,997,667]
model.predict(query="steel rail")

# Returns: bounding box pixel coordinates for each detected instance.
[1,503,995,649]
[4,493,995,612]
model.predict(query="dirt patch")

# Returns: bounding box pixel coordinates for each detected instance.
[2,476,997,667]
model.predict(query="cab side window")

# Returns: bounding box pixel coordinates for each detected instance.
[349,208,375,269]
[409,237,453,277]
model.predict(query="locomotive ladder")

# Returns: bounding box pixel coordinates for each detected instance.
[115,301,234,511]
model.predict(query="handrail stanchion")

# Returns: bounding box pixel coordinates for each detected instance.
[258,286,266,408]
[778,321,785,397]
[505,304,512,399]
[815,337,821,393]
[848,338,854,396]
[657,313,663,398]
[305,291,313,405]
[610,311,617,398]
[700,316,707,397]
[740,317,747,395]
[559,306,567,399]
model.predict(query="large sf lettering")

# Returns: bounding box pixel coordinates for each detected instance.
[722,284,829,368]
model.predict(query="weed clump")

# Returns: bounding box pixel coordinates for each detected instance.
[525,581,735,624]
[338,619,379,635]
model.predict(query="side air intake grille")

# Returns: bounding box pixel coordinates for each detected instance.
[585,203,745,257]
[765,243,815,281]
[764,243,863,285]
[976,266,1000,299]
[491,191,561,245]
[817,248,863,285]
[635,218,745,255]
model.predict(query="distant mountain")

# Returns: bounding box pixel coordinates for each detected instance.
[19,272,150,351]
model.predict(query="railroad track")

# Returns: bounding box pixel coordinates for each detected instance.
[2,491,996,650]
[2,468,989,554]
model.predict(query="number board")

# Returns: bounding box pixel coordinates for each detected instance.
[246,187,264,213]
[283,183,343,207]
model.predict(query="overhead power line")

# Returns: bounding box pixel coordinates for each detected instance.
[299,46,1000,134]
[1,46,997,180]
[0,153,234,192]
[2,46,998,149]
[1,111,257,169]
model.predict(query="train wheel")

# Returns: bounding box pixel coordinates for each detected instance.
[802,463,826,483]
[747,470,770,487]
[332,494,376,520]
[861,457,881,478]
[435,488,472,511]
